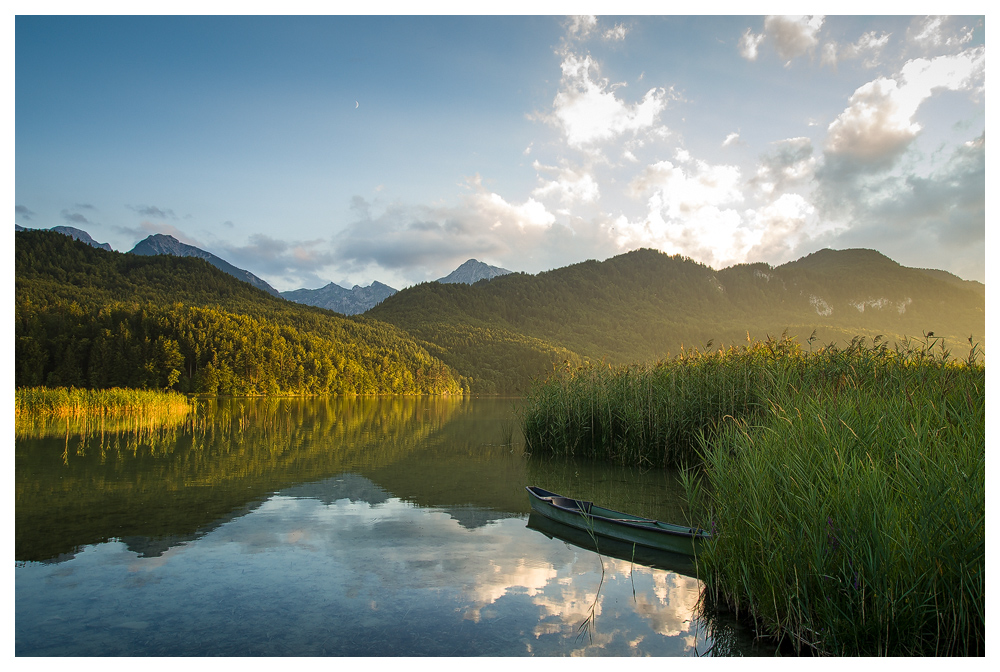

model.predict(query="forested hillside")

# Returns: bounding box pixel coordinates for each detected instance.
[15,230,462,395]
[15,231,984,396]
[368,247,985,393]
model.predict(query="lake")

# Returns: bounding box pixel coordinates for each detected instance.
[15,396,770,656]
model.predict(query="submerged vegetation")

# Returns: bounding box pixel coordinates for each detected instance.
[519,334,985,656]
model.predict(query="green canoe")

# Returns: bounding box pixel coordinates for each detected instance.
[526,486,711,557]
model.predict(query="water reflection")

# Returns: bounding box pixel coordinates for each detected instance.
[17,474,709,656]
[15,396,769,656]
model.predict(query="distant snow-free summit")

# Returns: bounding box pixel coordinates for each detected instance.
[281,281,397,315]
[129,233,281,297]
[436,259,512,284]
[15,224,113,251]
[282,259,514,315]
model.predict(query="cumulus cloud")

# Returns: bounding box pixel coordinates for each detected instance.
[741,16,826,63]
[722,132,740,148]
[628,154,742,207]
[542,53,669,149]
[16,205,35,221]
[619,154,751,269]
[766,15,825,61]
[751,137,816,196]
[817,132,984,281]
[823,46,985,170]
[329,175,568,284]
[745,193,820,261]
[531,161,600,204]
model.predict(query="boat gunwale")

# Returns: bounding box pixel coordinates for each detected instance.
[525,486,711,541]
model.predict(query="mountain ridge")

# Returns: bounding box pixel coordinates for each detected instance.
[282,280,398,315]
[15,229,463,395]
[437,259,513,284]
[129,233,281,297]
[367,246,985,392]
[14,225,984,395]
[15,224,113,251]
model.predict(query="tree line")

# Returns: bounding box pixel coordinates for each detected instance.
[15,230,462,395]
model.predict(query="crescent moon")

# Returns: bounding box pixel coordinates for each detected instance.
[355,101,359,108]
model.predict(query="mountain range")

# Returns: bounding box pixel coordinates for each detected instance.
[15,225,985,394]
[15,228,464,395]
[366,247,985,392]
[281,258,514,314]
[18,225,513,314]
[281,280,397,315]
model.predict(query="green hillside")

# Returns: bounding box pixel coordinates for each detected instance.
[16,231,983,397]
[368,248,984,393]
[15,230,461,395]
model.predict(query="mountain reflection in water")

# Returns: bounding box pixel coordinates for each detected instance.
[15,396,768,656]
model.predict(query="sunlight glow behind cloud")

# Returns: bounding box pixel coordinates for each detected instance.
[15,15,985,288]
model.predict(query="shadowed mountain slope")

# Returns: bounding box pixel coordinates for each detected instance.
[368,248,984,393]
[130,233,281,297]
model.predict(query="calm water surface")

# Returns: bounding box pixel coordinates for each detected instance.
[15,396,768,656]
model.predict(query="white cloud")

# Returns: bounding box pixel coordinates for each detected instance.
[739,16,825,64]
[822,31,891,69]
[751,137,816,196]
[739,28,764,61]
[603,23,628,42]
[764,15,825,61]
[745,193,820,260]
[565,15,597,41]
[908,16,976,52]
[328,174,567,285]
[544,54,668,149]
[824,46,985,167]
[816,131,984,282]
[628,156,742,207]
[722,132,740,148]
[531,161,600,204]
[620,156,750,268]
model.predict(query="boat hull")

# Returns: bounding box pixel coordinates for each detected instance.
[527,513,699,576]
[525,486,710,557]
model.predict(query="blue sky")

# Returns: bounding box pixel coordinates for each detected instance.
[15,11,987,290]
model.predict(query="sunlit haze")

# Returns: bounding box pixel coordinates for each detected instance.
[15,9,986,291]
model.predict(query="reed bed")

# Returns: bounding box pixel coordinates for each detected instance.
[16,386,195,419]
[519,335,985,655]
[520,337,798,466]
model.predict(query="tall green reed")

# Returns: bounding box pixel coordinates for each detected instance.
[519,335,984,655]
[692,341,984,655]
[519,336,796,466]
